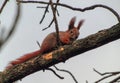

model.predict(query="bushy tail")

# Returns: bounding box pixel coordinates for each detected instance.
[6,49,41,69]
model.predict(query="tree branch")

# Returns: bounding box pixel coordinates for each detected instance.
[0,0,9,14]
[38,4,49,24]
[50,0,60,46]
[0,22,120,83]
[54,65,78,83]
[93,68,120,83]
[46,67,64,79]
[42,0,60,30]
[1,1,120,83]
[18,1,120,23]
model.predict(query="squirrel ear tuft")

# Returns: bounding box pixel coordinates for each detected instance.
[68,17,76,30]
[77,19,84,30]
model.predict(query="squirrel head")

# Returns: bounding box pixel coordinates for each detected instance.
[67,17,84,41]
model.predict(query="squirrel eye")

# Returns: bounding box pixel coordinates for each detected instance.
[70,31,73,34]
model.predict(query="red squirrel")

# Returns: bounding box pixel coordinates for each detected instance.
[6,17,84,69]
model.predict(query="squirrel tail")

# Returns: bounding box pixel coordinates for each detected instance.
[6,49,41,69]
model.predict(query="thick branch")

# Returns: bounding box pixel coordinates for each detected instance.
[0,23,120,83]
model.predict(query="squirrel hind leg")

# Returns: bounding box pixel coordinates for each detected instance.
[5,63,13,69]
[5,60,22,69]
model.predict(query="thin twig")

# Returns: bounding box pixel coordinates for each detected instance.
[46,68,64,79]
[39,4,49,24]
[18,1,120,23]
[42,19,54,31]
[86,80,88,83]
[109,76,120,83]
[42,0,60,30]
[0,0,8,14]
[80,4,120,23]
[93,68,103,75]
[55,0,60,16]
[95,74,114,83]
[0,28,5,42]
[37,6,47,8]
[36,41,40,48]
[50,0,60,46]
[94,68,120,76]
[94,68,120,83]
[38,0,60,24]
[54,65,78,83]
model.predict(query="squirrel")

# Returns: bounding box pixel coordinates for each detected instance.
[6,17,84,69]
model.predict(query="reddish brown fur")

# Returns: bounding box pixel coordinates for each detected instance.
[6,17,84,69]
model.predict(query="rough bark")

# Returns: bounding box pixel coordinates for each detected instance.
[0,23,120,83]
